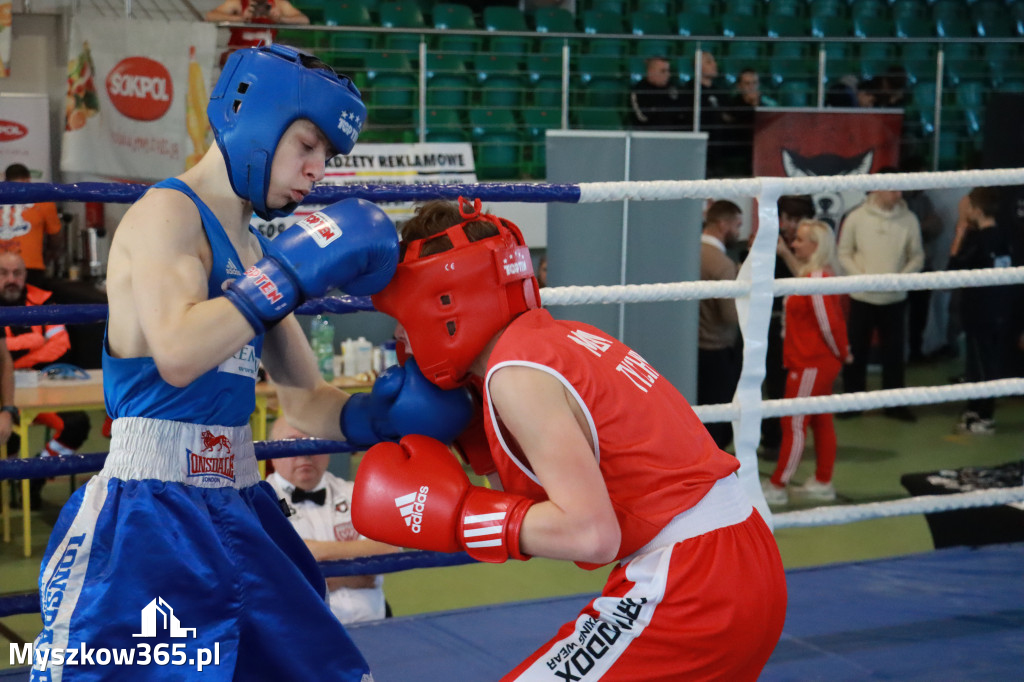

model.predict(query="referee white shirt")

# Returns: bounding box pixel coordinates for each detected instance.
[267,470,387,624]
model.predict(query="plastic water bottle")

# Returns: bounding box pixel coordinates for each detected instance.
[310,315,335,381]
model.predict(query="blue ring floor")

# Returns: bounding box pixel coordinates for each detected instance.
[3,543,1021,680]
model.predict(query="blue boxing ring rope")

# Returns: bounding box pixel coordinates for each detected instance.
[2,173,1024,625]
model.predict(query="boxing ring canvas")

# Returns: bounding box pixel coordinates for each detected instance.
[340,543,1024,682]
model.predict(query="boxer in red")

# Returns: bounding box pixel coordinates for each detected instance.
[353,198,787,681]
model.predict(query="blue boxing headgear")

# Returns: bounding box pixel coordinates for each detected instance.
[207,44,365,220]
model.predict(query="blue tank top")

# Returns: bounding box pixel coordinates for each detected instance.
[103,178,267,426]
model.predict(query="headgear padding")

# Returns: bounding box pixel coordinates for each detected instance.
[207,44,365,220]
[372,198,541,390]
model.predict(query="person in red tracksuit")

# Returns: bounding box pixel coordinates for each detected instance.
[762,220,851,507]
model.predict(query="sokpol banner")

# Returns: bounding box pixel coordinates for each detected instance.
[0,93,51,180]
[61,17,217,180]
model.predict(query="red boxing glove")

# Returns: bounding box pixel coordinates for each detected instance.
[352,434,533,563]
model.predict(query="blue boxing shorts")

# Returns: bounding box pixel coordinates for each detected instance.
[30,417,373,681]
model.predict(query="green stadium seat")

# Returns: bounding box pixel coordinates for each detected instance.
[469,108,523,179]
[432,3,481,57]
[892,0,928,20]
[575,108,624,130]
[527,53,566,108]
[911,80,937,135]
[932,0,971,38]
[984,43,1024,86]
[769,41,813,87]
[777,79,815,107]
[719,42,763,83]
[721,14,763,37]
[973,1,1014,38]
[534,7,580,54]
[722,0,764,17]
[582,10,628,56]
[809,0,849,19]
[944,42,984,86]
[483,6,532,56]
[365,52,418,126]
[850,0,889,20]
[765,14,809,38]
[765,0,805,18]
[523,108,561,178]
[860,42,898,80]
[377,1,427,55]
[853,16,892,38]
[675,11,718,38]
[631,12,674,58]
[426,52,472,110]
[822,42,857,80]
[294,0,326,25]
[474,53,526,109]
[588,0,628,13]
[680,0,715,15]
[955,80,986,137]
[894,15,933,38]
[423,108,468,143]
[636,0,672,16]
[274,28,321,53]
[1012,0,1024,36]
[323,3,374,68]
[811,15,852,38]
[576,54,627,110]
[673,54,697,85]
[900,42,937,85]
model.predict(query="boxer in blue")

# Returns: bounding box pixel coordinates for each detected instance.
[30,45,471,681]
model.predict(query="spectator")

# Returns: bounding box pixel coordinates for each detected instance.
[266,418,398,624]
[205,0,310,66]
[749,195,816,461]
[856,77,881,108]
[902,174,945,363]
[762,220,850,506]
[720,68,778,177]
[699,199,743,449]
[681,51,730,177]
[825,75,859,108]
[1,163,63,287]
[0,252,92,509]
[536,253,548,288]
[837,168,925,421]
[629,56,686,130]
[947,188,1014,434]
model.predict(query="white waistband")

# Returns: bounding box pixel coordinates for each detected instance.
[104,417,260,489]
[623,474,753,564]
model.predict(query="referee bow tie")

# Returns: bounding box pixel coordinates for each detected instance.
[291,488,326,506]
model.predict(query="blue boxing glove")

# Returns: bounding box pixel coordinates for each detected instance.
[225,198,399,334]
[340,357,474,449]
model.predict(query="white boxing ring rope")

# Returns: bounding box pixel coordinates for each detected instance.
[1,168,1023,534]
[544,166,1024,529]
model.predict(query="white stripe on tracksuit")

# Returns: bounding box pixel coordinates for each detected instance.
[33,479,107,682]
[511,548,670,680]
[781,367,818,484]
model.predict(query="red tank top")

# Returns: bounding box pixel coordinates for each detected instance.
[483,309,739,563]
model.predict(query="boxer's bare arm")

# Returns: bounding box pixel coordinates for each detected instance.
[263,315,348,439]
[106,188,259,387]
[487,365,621,565]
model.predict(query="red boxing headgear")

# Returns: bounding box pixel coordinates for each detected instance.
[372,198,541,390]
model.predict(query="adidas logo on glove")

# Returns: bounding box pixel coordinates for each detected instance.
[394,487,429,534]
